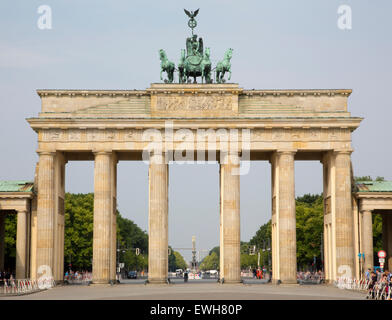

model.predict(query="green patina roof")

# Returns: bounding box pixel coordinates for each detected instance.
[0,181,34,193]
[355,181,392,193]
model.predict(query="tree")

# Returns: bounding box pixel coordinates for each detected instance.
[208,246,220,257]
[173,251,188,270]
[249,194,324,271]
[355,176,384,182]
[199,251,219,271]
[123,250,147,271]
[64,193,94,269]
[373,213,383,265]
[240,253,258,270]
[4,213,17,271]
[64,192,148,271]
[295,194,323,270]
[355,176,372,182]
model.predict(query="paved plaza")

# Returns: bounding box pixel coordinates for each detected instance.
[0,283,366,300]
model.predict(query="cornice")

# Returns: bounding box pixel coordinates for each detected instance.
[36,89,148,98]
[241,89,352,97]
[36,88,352,98]
[355,192,392,199]
[26,117,362,131]
[0,192,34,199]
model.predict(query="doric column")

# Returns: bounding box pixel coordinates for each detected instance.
[0,213,5,271]
[334,151,355,279]
[362,210,374,272]
[148,152,169,284]
[36,151,56,279]
[110,154,118,282]
[219,152,241,283]
[16,210,28,279]
[322,153,333,282]
[30,163,39,280]
[54,153,66,282]
[276,151,296,284]
[92,151,113,284]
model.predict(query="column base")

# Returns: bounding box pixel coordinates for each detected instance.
[147,278,169,285]
[219,278,242,284]
[280,279,298,285]
[91,279,115,285]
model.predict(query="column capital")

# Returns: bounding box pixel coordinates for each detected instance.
[219,151,240,165]
[334,149,353,155]
[276,149,297,155]
[93,150,113,156]
[37,150,56,156]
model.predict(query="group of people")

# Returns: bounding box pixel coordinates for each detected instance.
[297,270,324,283]
[252,268,266,279]
[64,270,92,282]
[365,268,391,300]
[0,270,15,287]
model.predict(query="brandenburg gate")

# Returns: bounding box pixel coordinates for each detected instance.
[26,83,362,284]
[2,9,371,285]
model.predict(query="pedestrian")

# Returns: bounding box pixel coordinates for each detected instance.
[184,271,188,283]
[365,268,371,281]
[368,271,377,299]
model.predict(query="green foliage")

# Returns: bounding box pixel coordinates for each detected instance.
[123,250,147,271]
[249,194,324,270]
[373,214,383,264]
[168,248,188,271]
[173,251,188,270]
[199,251,219,271]
[4,214,16,271]
[64,193,94,269]
[64,192,148,271]
[240,253,258,269]
[249,220,271,248]
[295,194,324,269]
[355,176,384,182]
[355,176,372,182]
[117,213,148,254]
[208,246,220,257]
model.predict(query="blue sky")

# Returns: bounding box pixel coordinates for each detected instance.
[1,1,392,262]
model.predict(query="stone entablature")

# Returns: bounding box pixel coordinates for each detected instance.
[35,84,354,119]
[356,193,392,211]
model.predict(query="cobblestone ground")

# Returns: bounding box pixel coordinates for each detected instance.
[0,283,366,300]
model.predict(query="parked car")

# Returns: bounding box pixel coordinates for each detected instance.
[127,271,137,279]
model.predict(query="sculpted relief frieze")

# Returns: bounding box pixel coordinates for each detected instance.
[155,95,234,111]
[39,127,351,144]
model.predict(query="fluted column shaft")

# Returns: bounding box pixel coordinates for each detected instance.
[362,210,373,271]
[16,210,28,279]
[220,152,241,283]
[93,152,113,284]
[36,152,55,279]
[0,213,5,271]
[148,153,169,284]
[334,151,355,277]
[277,151,296,283]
